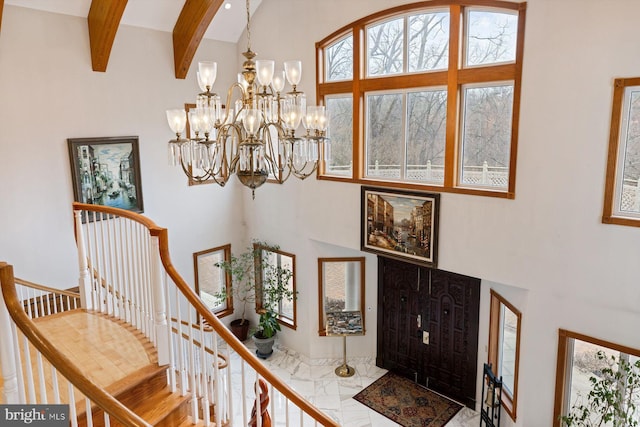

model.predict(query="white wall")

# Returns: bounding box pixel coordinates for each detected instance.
[0,6,246,296]
[242,0,640,426]
[2,1,640,426]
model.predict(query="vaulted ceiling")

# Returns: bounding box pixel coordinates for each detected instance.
[1,0,261,79]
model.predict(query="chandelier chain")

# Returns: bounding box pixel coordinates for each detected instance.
[245,0,251,52]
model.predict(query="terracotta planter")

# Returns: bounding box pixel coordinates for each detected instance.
[230,319,250,341]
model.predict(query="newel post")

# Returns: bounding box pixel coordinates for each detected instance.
[0,263,22,403]
[74,210,93,311]
[150,234,170,365]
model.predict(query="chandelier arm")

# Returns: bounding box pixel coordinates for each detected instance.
[260,123,284,182]
[217,83,249,126]
[178,156,215,183]
[278,157,293,183]
[289,163,319,180]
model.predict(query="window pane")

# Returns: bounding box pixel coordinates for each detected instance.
[196,248,227,311]
[325,95,353,177]
[466,10,518,66]
[461,84,513,189]
[566,340,640,425]
[408,12,449,72]
[366,93,404,178]
[618,88,640,215]
[325,35,353,81]
[279,254,294,320]
[367,18,404,76]
[407,89,447,184]
[260,249,295,324]
[498,304,517,395]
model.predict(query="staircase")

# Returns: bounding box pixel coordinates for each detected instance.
[0,203,339,427]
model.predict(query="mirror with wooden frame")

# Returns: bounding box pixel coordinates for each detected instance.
[317,257,365,336]
[193,244,233,318]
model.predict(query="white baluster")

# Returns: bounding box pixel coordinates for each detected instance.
[226,348,234,426]
[150,235,170,365]
[256,374,262,427]
[74,210,93,311]
[200,321,210,426]
[98,212,108,314]
[22,336,36,403]
[165,276,176,393]
[285,399,290,427]
[124,220,134,325]
[51,366,60,403]
[0,269,20,403]
[270,383,275,425]
[11,322,26,401]
[36,352,47,402]
[188,309,199,422]
[68,383,78,427]
[85,398,94,427]
[241,360,248,426]
[213,331,222,427]
[105,215,115,317]
[175,288,187,396]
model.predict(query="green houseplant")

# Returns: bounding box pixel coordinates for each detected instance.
[251,243,295,358]
[214,241,295,349]
[213,242,262,341]
[561,350,640,427]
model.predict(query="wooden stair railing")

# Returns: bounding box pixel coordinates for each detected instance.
[0,262,151,427]
[71,202,339,426]
[15,278,80,318]
[1,203,338,426]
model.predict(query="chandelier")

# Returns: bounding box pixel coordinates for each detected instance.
[166,0,328,198]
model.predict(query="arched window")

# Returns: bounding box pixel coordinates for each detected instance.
[316,1,526,198]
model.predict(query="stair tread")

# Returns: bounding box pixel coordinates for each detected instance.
[130,388,190,425]
[104,363,168,397]
[176,417,207,427]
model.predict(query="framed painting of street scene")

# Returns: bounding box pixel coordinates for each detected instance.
[361,186,439,268]
[68,136,144,214]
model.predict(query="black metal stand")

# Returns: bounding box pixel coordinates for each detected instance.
[480,363,503,427]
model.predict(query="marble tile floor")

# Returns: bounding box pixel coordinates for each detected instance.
[226,342,480,427]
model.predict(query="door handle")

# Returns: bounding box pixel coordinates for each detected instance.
[417,314,421,329]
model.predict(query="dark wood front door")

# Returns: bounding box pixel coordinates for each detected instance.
[376,257,481,408]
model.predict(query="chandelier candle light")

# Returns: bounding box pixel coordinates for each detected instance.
[166,0,329,198]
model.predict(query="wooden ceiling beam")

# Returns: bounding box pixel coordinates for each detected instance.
[173,0,224,79]
[0,0,4,36]
[88,0,128,72]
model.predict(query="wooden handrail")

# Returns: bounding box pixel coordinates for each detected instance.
[72,202,162,232]
[155,228,340,427]
[72,203,340,427]
[14,278,80,299]
[0,262,151,427]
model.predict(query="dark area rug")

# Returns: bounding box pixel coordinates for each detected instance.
[353,372,462,427]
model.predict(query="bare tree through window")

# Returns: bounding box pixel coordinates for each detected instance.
[368,18,404,76]
[326,35,353,81]
[409,12,450,72]
[317,3,525,196]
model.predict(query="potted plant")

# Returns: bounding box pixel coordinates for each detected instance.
[213,243,262,341]
[561,350,640,427]
[251,244,295,359]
